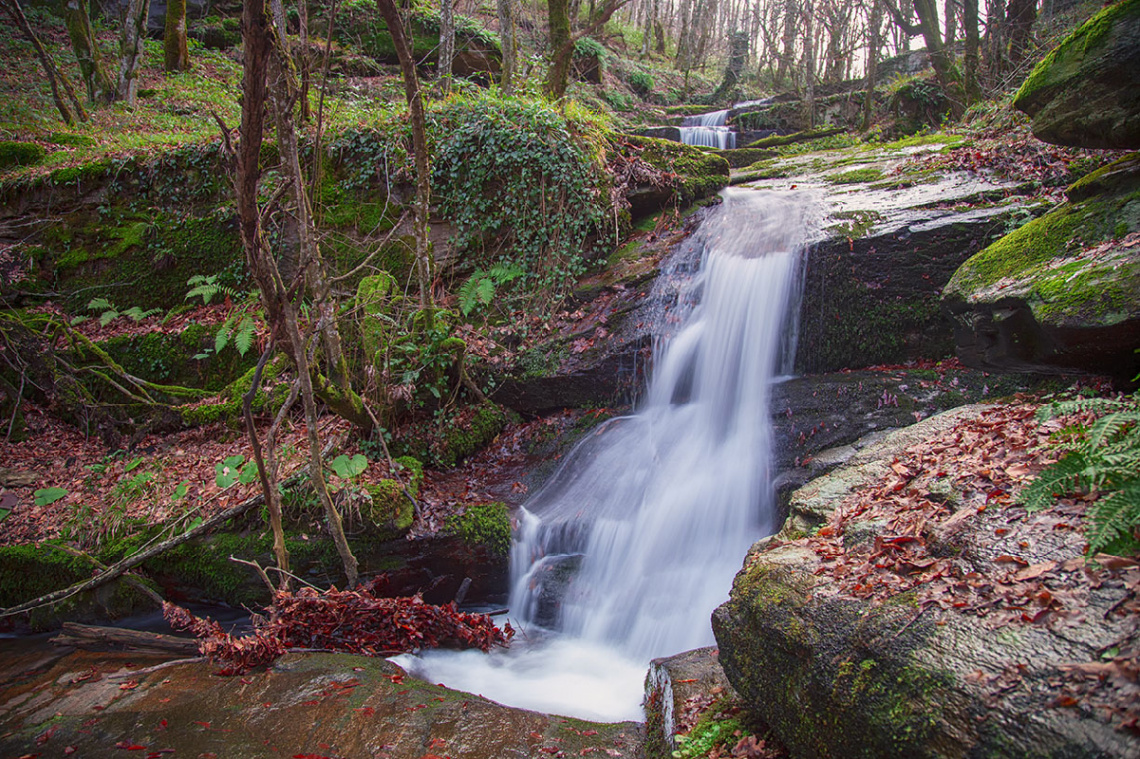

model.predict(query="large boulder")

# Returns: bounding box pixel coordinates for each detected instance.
[1013,0,1140,149]
[713,404,1139,758]
[942,154,1140,381]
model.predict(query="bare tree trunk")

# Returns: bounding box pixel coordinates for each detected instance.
[164,0,189,71]
[963,0,980,100]
[375,0,434,312]
[497,0,517,91]
[117,0,149,105]
[1005,0,1035,69]
[439,0,455,93]
[862,0,882,130]
[1,0,88,123]
[299,0,311,121]
[800,0,814,128]
[944,0,958,44]
[545,0,573,97]
[229,0,360,589]
[775,0,796,86]
[64,0,114,104]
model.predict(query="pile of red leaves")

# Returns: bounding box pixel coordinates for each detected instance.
[164,579,513,674]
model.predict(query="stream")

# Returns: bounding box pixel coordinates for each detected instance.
[396,188,818,722]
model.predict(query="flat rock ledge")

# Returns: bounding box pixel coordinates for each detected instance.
[712,404,1139,759]
[0,647,643,758]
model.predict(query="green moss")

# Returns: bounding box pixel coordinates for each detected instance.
[623,135,730,204]
[445,501,511,557]
[46,132,97,147]
[714,147,777,169]
[827,210,884,238]
[395,402,512,469]
[0,141,47,169]
[746,127,846,149]
[144,532,273,605]
[1066,152,1140,202]
[49,158,112,185]
[945,187,1140,299]
[97,326,255,392]
[1015,0,1140,110]
[828,167,884,185]
[178,354,288,426]
[363,456,423,535]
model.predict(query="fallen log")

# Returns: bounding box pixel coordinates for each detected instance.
[51,622,199,656]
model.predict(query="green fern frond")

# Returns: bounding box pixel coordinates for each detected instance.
[1036,396,1132,423]
[87,297,114,312]
[475,277,495,306]
[233,316,256,357]
[458,276,482,317]
[1086,480,1140,555]
[1018,452,1089,511]
[1087,410,1140,450]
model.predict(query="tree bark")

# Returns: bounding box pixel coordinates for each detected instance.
[375,0,434,313]
[862,0,882,130]
[1005,0,1036,69]
[64,0,114,105]
[164,0,190,71]
[117,0,150,104]
[497,0,517,92]
[1,0,87,123]
[963,0,980,100]
[545,0,573,98]
[439,0,455,93]
[800,0,814,128]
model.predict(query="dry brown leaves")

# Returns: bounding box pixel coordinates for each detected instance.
[793,398,1140,732]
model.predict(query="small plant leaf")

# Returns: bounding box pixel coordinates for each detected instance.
[34,487,68,506]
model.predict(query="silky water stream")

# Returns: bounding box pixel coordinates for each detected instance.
[395,188,817,722]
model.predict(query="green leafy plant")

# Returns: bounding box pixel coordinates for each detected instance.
[193,312,257,359]
[33,487,68,506]
[80,297,161,326]
[215,454,259,489]
[458,263,525,317]
[1019,393,1140,555]
[330,453,369,480]
[185,273,241,305]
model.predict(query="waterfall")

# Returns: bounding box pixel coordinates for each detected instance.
[679,109,736,149]
[396,188,816,722]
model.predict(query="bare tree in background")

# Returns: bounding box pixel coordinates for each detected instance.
[64,0,115,104]
[164,0,190,71]
[1,0,88,123]
[116,0,150,104]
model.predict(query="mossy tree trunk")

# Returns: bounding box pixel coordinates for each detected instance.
[883,0,967,118]
[497,0,516,93]
[375,0,434,316]
[862,0,882,130]
[64,0,114,105]
[116,0,150,105]
[544,0,572,99]
[163,0,190,72]
[963,0,980,101]
[1,0,88,124]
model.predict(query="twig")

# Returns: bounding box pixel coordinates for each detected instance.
[229,555,276,595]
[44,543,165,607]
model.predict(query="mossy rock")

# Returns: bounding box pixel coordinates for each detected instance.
[177,354,290,426]
[95,325,257,394]
[363,456,423,536]
[944,165,1140,326]
[444,501,510,557]
[713,147,777,169]
[622,135,730,209]
[1013,0,1140,149]
[0,141,47,170]
[392,401,512,469]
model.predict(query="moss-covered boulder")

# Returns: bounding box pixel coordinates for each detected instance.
[712,405,1138,758]
[0,141,46,170]
[620,135,730,216]
[942,154,1140,381]
[363,455,422,536]
[1013,0,1140,149]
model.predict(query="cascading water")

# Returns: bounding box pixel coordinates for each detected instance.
[679,109,736,149]
[395,188,816,722]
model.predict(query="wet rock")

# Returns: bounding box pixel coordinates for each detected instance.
[0,648,643,758]
[942,155,1140,381]
[713,404,1139,759]
[1014,0,1140,150]
[644,647,736,758]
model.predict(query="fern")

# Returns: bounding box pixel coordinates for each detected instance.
[185,274,239,306]
[86,297,158,326]
[1021,393,1140,555]
[232,315,256,356]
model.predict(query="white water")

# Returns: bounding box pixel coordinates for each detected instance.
[398,188,816,722]
[680,109,736,149]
